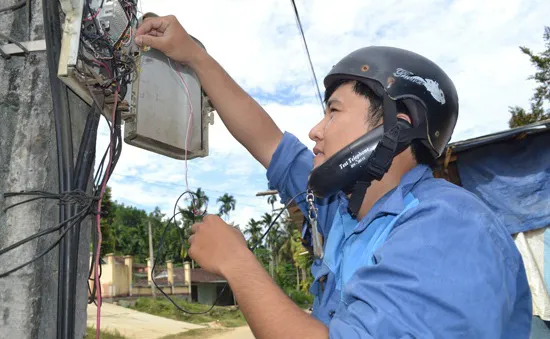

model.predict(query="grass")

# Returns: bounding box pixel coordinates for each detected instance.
[85,327,128,339]
[158,328,228,339]
[127,297,247,328]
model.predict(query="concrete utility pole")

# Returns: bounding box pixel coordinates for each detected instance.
[148,219,156,296]
[0,1,91,338]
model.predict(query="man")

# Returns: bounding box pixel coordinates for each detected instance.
[135,15,532,338]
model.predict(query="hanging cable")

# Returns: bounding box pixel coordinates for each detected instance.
[290,0,325,112]
[0,0,26,14]
[151,191,307,315]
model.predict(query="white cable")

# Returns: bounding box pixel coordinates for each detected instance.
[168,57,194,191]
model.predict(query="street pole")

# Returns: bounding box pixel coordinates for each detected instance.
[148,219,156,296]
[0,1,90,338]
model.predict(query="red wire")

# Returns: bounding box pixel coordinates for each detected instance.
[92,59,112,80]
[94,90,118,339]
[83,8,101,22]
[92,59,113,79]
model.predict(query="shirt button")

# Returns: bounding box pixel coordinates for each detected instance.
[329,310,336,318]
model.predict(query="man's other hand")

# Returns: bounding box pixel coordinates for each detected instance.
[189,215,249,277]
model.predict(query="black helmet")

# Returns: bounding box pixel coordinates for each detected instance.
[324,46,459,158]
[308,46,459,218]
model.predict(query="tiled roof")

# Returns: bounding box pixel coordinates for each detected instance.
[191,268,226,283]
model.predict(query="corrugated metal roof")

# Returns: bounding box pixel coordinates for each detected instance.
[448,119,550,154]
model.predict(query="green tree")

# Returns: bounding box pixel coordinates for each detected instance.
[267,194,277,212]
[277,212,297,264]
[177,189,211,261]
[275,262,298,292]
[177,187,210,228]
[244,218,263,249]
[99,186,115,256]
[262,212,287,277]
[150,207,186,265]
[291,228,313,292]
[110,202,149,262]
[193,187,209,213]
[509,26,550,128]
[217,193,236,221]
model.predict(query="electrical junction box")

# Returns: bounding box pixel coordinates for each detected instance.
[124,43,214,160]
[57,0,213,160]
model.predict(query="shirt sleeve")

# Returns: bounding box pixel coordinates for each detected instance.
[328,198,529,339]
[266,132,338,237]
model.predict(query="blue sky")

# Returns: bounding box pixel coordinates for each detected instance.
[96,0,550,229]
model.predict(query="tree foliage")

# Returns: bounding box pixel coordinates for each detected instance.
[509,26,550,128]
[217,193,236,221]
[99,186,115,256]
[99,187,314,301]
[100,187,227,265]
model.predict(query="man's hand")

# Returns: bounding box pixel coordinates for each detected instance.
[189,215,249,277]
[135,15,205,65]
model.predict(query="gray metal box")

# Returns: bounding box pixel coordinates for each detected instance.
[124,48,213,160]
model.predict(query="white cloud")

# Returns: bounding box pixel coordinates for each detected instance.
[96,0,548,238]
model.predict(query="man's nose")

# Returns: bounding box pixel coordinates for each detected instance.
[309,118,325,142]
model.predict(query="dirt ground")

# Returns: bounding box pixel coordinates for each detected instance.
[87,302,204,339]
[208,326,255,339]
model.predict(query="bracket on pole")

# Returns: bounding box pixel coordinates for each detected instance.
[0,39,46,58]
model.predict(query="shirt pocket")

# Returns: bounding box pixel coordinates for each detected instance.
[309,259,330,298]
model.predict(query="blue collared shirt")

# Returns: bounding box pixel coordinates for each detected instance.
[267,132,532,338]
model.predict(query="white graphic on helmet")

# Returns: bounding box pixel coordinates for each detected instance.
[393,68,446,105]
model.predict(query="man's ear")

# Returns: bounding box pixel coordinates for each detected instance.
[397,113,412,124]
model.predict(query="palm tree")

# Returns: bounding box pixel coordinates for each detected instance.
[277,212,297,264]
[193,187,209,212]
[244,218,263,249]
[217,193,236,221]
[267,194,277,212]
[264,215,286,278]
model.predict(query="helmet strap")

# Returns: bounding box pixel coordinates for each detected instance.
[347,94,425,219]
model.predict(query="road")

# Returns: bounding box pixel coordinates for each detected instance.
[87,302,204,339]
[210,326,255,339]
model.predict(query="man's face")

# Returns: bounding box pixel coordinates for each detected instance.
[309,82,375,168]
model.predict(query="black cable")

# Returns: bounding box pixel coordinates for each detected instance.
[250,192,307,252]
[72,103,101,306]
[152,191,306,315]
[290,0,324,112]
[0,32,29,59]
[0,0,26,14]
[0,199,94,256]
[0,205,92,279]
[74,106,100,191]
[43,0,78,336]
[3,190,91,212]
[151,191,216,315]
[0,0,136,321]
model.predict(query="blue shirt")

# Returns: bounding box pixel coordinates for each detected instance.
[267,132,532,339]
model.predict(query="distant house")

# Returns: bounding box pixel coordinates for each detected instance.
[189,268,235,306]
[90,254,235,306]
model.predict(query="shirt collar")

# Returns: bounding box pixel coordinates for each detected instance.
[338,165,432,237]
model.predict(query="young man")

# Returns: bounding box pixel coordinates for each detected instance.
[136,15,532,338]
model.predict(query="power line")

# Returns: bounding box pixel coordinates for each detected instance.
[290,0,325,113]
[110,173,271,200]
